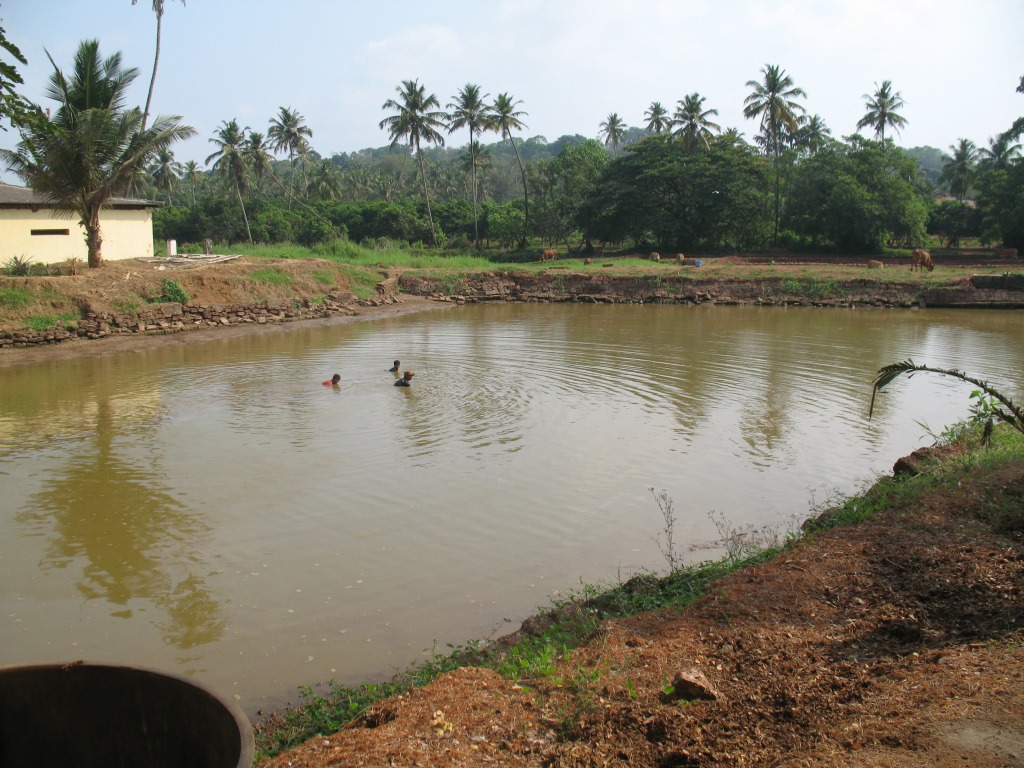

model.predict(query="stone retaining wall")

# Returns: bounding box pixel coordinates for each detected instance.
[399,272,1024,310]
[0,292,380,349]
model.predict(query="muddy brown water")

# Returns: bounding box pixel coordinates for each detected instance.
[1,303,1021,716]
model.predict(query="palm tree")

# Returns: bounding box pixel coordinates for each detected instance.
[856,80,907,144]
[243,130,273,192]
[182,159,199,206]
[148,146,181,203]
[978,132,1021,172]
[491,92,530,244]
[379,79,447,245]
[447,83,490,245]
[308,159,342,202]
[644,101,670,134]
[796,114,831,156]
[599,112,626,149]
[205,118,253,243]
[671,93,720,153]
[268,106,313,201]
[940,138,978,201]
[131,0,186,131]
[1,39,194,268]
[743,63,807,242]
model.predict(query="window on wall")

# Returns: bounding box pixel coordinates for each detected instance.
[30,229,71,236]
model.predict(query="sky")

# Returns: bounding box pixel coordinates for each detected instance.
[1,0,1022,182]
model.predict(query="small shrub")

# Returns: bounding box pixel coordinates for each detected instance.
[63,257,83,276]
[159,278,190,304]
[25,312,77,331]
[3,255,34,276]
[112,295,143,315]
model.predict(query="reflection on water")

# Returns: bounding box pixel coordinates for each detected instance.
[1,304,1022,714]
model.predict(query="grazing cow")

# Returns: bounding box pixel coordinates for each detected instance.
[583,257,593,265]
[911,248,934,272]
[676,253,686,264]
[996,247,1019,259]
[867,260,884,269]
[650,252,661,262]
[540,249,557,262]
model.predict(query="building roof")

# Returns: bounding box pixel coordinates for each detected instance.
[0,183,160,209]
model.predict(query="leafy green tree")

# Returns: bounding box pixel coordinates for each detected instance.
[205,118,253,243]
[671,93,720,153]
[593,135,772,251]
[856,80,907,144]
[552,139,610,252]
[447,83,490,244]
[927,200,981,247]
[268,106,314,201]
[940,138,978,201]
[743,63,807,242]
[131,0,186,131]
[1,39,194,267]
[644,101,670,134]
[978,132,1020,172]
[599,112,626,149]
[785,138,928,252]
[379,79,447,246]
[1,18,37,130]
[491,92,530,243]
[148,146,181,202]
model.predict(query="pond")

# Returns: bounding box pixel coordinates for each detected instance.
[1,303,1021,715]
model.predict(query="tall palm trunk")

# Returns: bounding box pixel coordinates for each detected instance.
[86,206,104,268]
[415,140,437,245]
[507,133,529,246]
[469,129,479,245]
[142,11,161,131]
[235,182,253,244]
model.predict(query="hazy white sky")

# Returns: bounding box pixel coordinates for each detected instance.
[2,0,1022,178]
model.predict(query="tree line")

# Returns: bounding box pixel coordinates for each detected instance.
[2,13,1022,266]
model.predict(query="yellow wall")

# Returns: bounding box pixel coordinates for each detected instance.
[0,207,154,265]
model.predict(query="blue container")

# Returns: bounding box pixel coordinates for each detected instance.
[694,259,703,267]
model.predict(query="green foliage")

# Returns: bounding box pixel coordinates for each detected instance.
[311,269,334,285]
[250,267,293,286]
[25,312,77,330]
[593,135,773,251]
[779,277,845,299]
[158,278,190,304]
[0,284,33,308]
[3,255,34,276]
[785,140,928,252]
[927,200,981,248]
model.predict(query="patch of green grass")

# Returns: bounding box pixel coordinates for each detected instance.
[0,284,33,309]
[311,269,335,286]
[25,312,78,331]
[157,278,190,304]
[780,276,846,300]
[250,268,293,286]
[112,295,144,315]
[333,264,381,300]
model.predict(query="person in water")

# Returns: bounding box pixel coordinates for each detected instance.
[389,360,401,373]
[394,371,414,387]
[322,373,341,387]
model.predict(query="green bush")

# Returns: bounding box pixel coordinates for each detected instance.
[159,279,190,304]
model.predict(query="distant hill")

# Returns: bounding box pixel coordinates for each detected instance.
[904,145,946,186]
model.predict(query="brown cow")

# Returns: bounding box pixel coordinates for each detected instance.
[583,257,593,265]
[540,249,557,262]
[867,260,884,269]
[911,248,934,272]
[676,253,686,264]
[996,247,1019,259]
[650,252,661,262]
